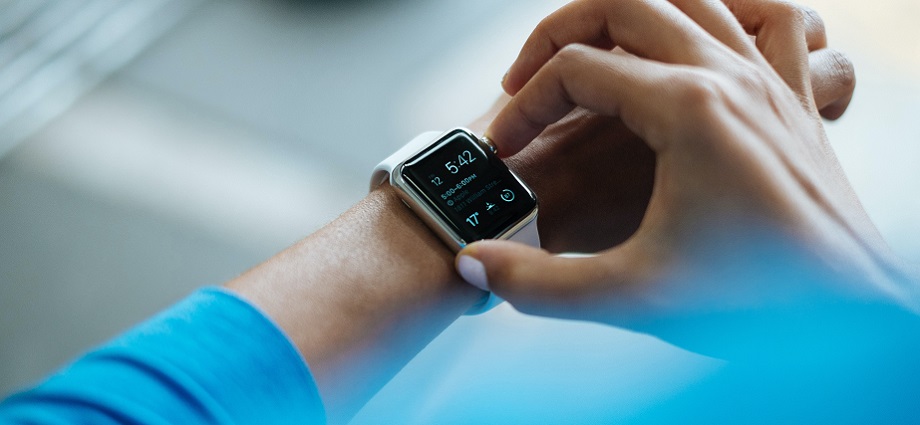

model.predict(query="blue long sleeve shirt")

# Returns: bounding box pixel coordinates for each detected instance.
[0,288,326,424]
[4,284,920,424]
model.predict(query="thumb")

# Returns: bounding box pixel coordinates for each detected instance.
[455,240,637,318]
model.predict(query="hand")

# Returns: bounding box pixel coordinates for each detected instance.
[455,0,915,355]
[466,1,857,256]
[470,103,655,254]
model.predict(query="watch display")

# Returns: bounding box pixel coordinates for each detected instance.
[400,129,537,244]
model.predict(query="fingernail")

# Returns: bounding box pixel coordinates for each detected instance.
[456,255,490,291]
[501,69,510,86]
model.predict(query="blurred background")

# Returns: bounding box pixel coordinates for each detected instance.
[1,0,918,422]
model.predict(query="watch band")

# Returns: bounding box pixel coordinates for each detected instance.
[371,130,540,315]
[370,131,443,191]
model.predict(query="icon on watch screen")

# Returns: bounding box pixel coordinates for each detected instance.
[500,189,515,202]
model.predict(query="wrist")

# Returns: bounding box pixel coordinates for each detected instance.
[230,183,482,357]
[360,183,483,304]
[227,184,483,422]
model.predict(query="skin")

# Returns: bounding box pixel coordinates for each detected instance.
[459,0,919,353]
[227,0,868,422]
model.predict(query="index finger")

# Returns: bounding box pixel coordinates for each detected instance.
[488,46,685,157]
[503,0,722,95]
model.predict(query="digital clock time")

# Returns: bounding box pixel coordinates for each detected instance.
[400,129,537,244]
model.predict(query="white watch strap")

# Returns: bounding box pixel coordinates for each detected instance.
[508,215,540,247]
[370,131,443,190]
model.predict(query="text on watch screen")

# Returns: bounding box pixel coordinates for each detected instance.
[401,131,536,243]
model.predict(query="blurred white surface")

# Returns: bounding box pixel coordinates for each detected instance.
[0,0,202,156]
[1,0,919,421]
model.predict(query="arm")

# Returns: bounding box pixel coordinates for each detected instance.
[225,183,481,423]
[0,186,475,425]
[0,2,867,424]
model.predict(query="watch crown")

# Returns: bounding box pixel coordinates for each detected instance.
[479,136,498,155]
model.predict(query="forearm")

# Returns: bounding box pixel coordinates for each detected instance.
[0,174,490,425]
[226,183,482,423]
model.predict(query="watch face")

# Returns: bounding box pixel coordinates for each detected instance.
[400,129,537,244]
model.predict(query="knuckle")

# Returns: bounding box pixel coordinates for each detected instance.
[735,64,775,96]
[826,50,856,90]
[532,17,554,42]
[675,72,726,109]
[512,97,548,132]
[764,1,827,46]
[771,0,808,29]
[798,5,826,36]
[553,43,594,64]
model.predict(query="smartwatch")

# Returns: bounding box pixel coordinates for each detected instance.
[370,128,540,313]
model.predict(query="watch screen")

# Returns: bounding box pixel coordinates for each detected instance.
[401,130,537,244]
